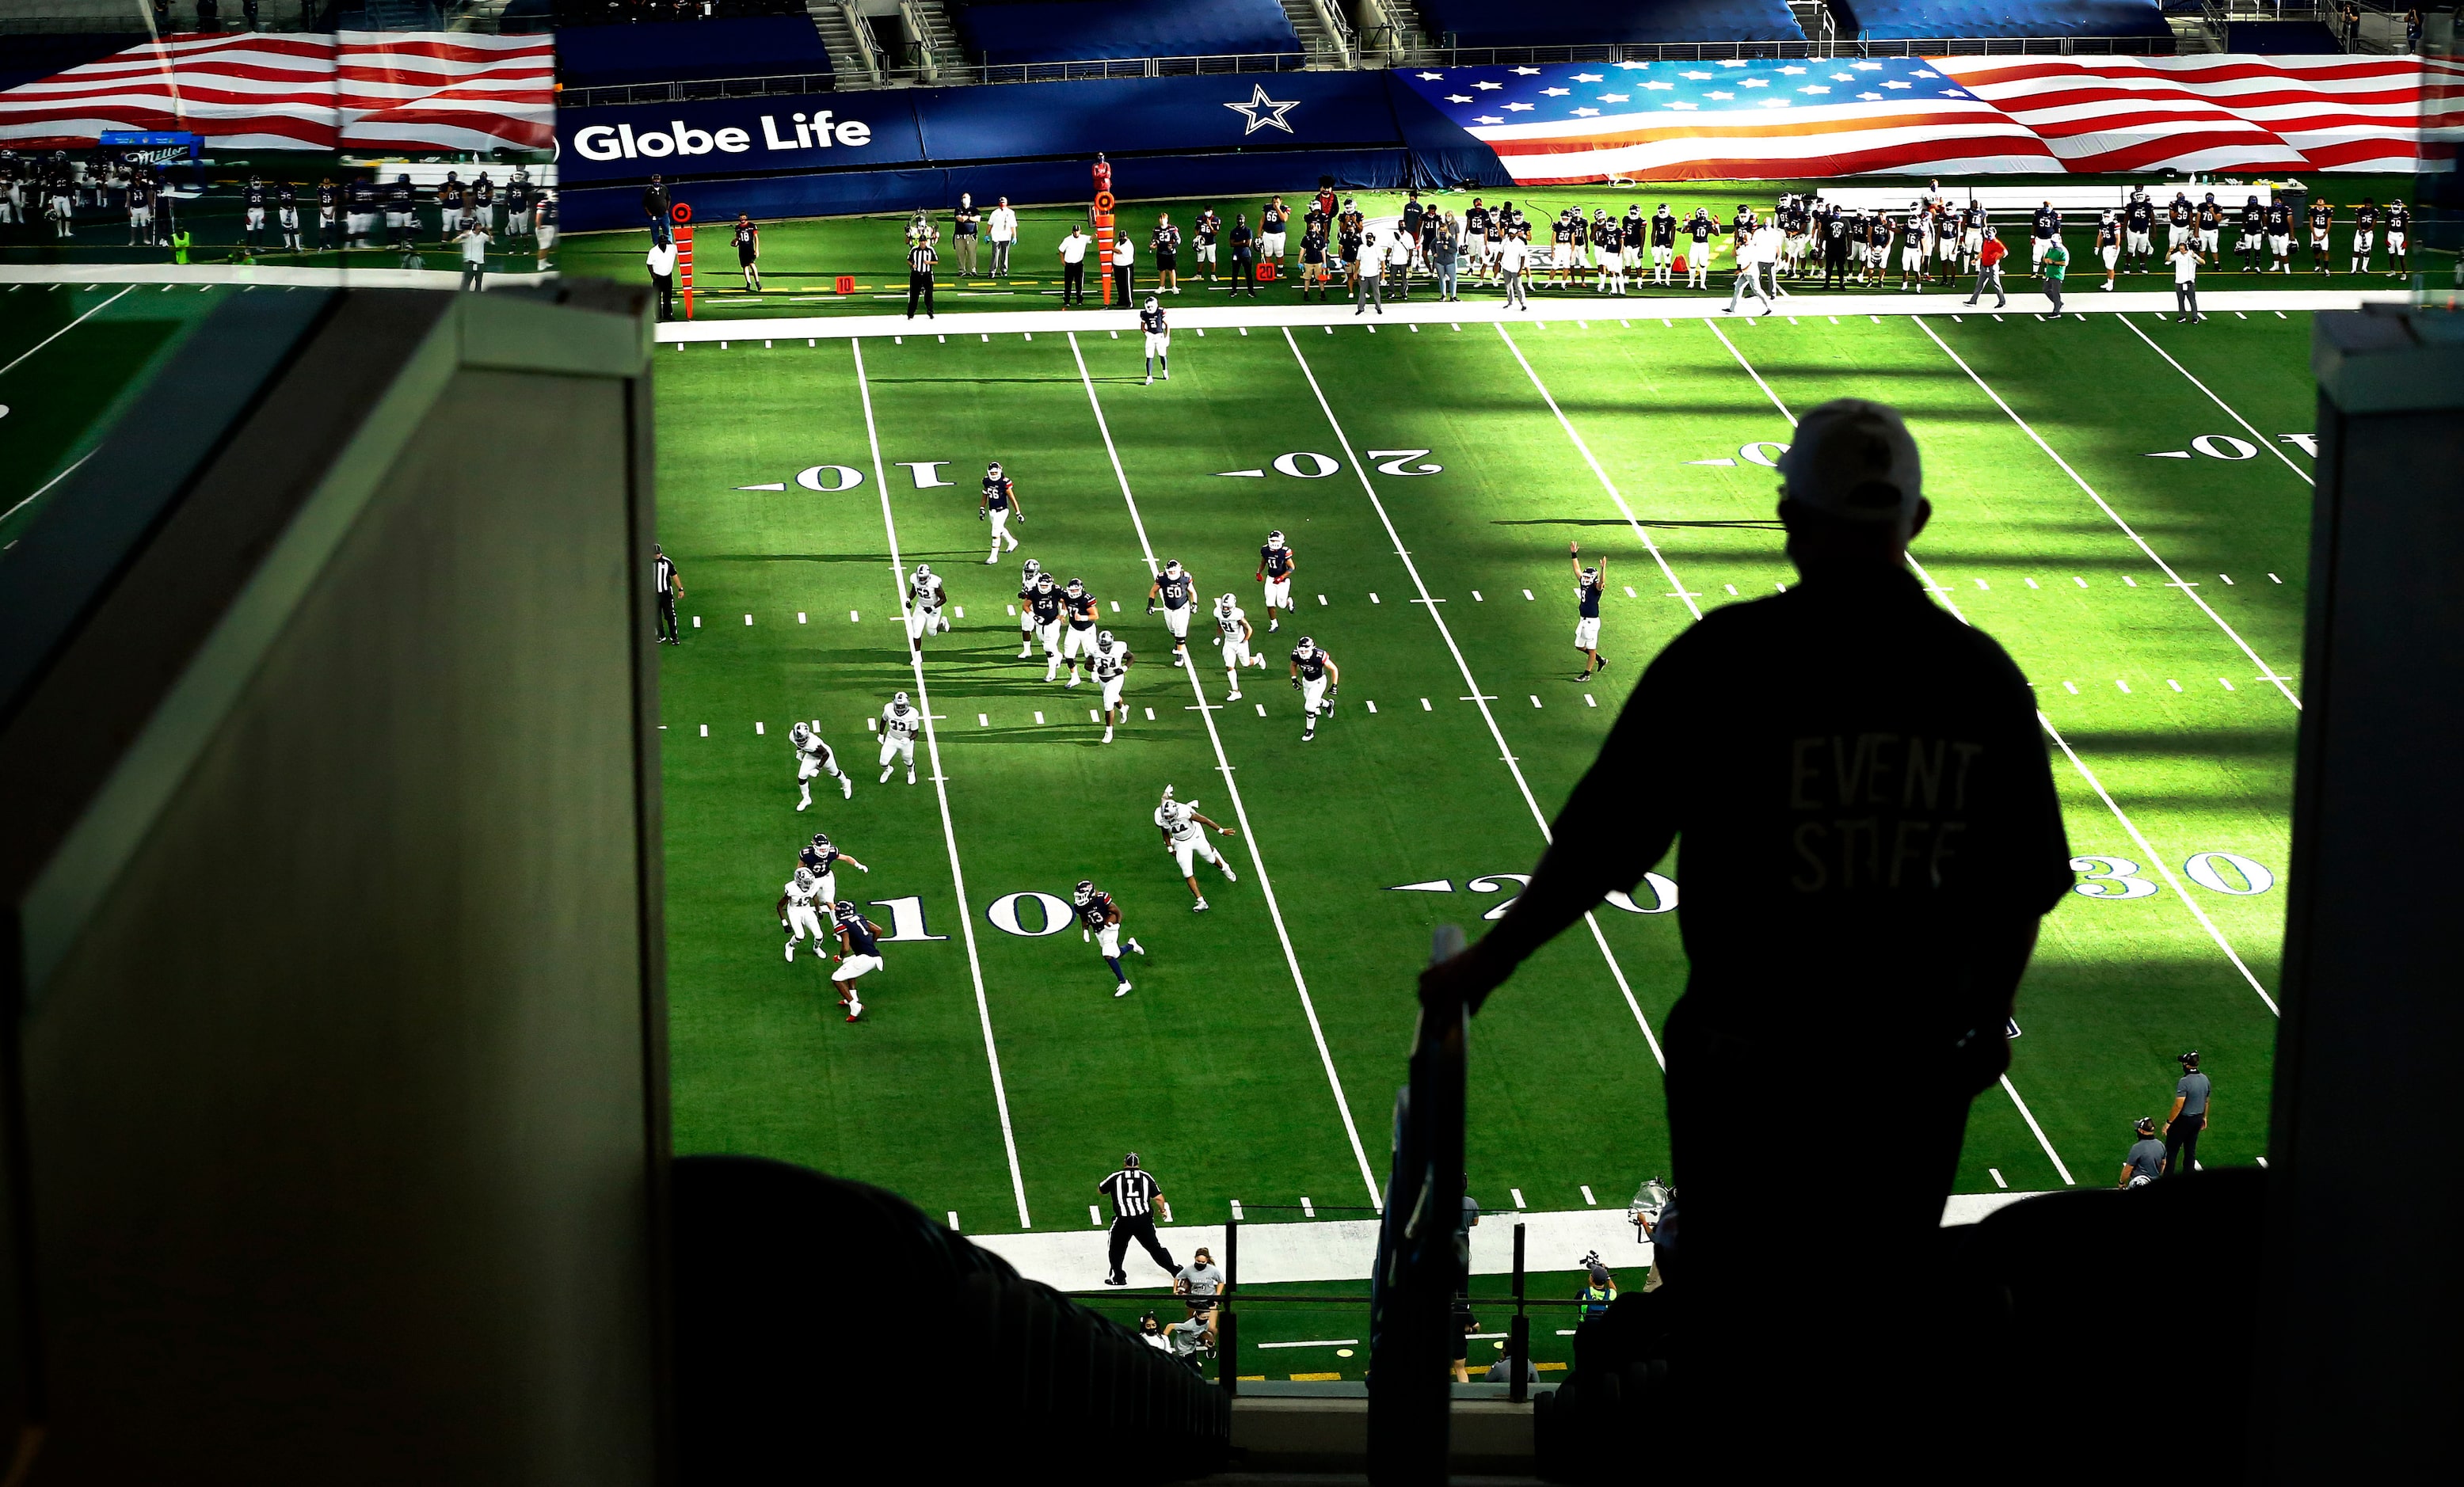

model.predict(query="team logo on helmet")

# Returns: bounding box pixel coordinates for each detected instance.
[893,690,911,709]
[1073,880,1096,906]
[1295,637,1316,656]
[790,721,811,743]
[914,562,931,578]
[835,900,856,916]
[1023,558,1042,576]
[1035,573,1055,590]
[1217,593,1236,611]
[1098,629,1114,646]
[793,868,813,888]
[988,461,1003,477]
[1266,530,1284,547]
[1066,578,1084,596]
[811,832,831,852]
[1144,296,1159,311]
[1164,560,1183,578]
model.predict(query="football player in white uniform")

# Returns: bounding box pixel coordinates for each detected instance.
[1092,629,1134,744]
[1255,531,1296,632]
[830,899,884,1021]
[1146,558,1196,669]
[904,562,950,648]
[798,831,870,905]
[878,690,922,785]
[1015,557,1045,657]
[778,867,828,962]
[1075,880,1145,997]
[980,462,1023,563]
[788,721,853,809]
[1213,593,1266,701]
[1289,636,1340,742]
[1153,784,1238,911]
[1060,578,1101,686]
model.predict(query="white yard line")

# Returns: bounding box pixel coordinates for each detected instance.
[1997,1076,2076,1186]
[1914,316,2302,709]
[2035,710,2281,1016]
[0,447,97,527]
[1068,332,1384,1209]
[851,339,1034,1229]
[1284,328,1666,1069]
[1494,324,1700,622]
[2116,314,2314,488]
[0,284,134,383]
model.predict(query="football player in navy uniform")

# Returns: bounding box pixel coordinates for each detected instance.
[386,173,418,250]
[2351,196,2377,274]
[1255,531,1296,633]
[276,181,302,251]
[798,830,870,903]
[788,721,854,809]
[2095,211,2121,291]
[2236,195,2265,272]
[829,901,884,1021]
[1075,880,1146,996]
[1139,295,1170,385]
[1015,557,1045,657]
[1061,578,1101,687]
[1289,635,1339,742]
[2124,189,2157,271]
[1649,203,1678,286]
[124,170,155,245]
[1570,542,1609,681]
[1028,573,1068,681]
[242,174,268,249]
[2386,198,2410,276]
[1146,559,1197,668]
[2307,196,2334,273]
[981,460,1023,562]
[2196,193,2223,263]
[1153,784,1238,911]
[315,177,338,249]
[1686,208,1716,289]
[2264,193,2292,273]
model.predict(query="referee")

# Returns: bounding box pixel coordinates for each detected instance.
[2162,1050,2211,1177]
[653,544,683,645]
[1098,1152,1179,1287]
[906,235,937,320]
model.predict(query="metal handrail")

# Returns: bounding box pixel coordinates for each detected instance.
[557,49,1312,104]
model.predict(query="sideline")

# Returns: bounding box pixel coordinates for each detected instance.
[648,288,2397,344]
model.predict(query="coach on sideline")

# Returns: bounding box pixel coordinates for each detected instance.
[1099,1152,1178,1287]
[1419,399,2072,1465]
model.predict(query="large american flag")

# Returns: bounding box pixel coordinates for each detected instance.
[1394,54,2462,181]
[0,31,554,154]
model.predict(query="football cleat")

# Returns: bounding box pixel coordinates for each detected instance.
[1114,982,1131,998]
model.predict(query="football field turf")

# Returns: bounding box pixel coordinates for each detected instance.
[654,297,2310,1290]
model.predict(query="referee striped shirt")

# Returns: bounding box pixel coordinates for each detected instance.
[1100,1168,1159,1219]
[909,242,937,274]
[653,553,676,595]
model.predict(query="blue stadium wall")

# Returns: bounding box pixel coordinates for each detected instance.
[554,70,1510,231]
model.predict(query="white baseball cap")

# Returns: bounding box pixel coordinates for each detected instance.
[1776,398,1922,527]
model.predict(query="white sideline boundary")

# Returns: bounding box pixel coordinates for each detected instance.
[973,1193,2055,1290]
[851,340,1034,1229]
[649,288,2394,344]
[1284,327,1666,1072]
[1065,331,1384,1212]
[0,264,557,290]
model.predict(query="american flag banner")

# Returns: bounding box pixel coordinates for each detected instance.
[0,31,554,154]
[1393,54,2460,182]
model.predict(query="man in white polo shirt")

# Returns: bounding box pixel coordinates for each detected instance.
[988,195,1019,277]
[1057,222,1091,306]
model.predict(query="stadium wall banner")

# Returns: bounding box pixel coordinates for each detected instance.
[1392,53,2461,182]
[0,30,554,153]
[554,69,1511,229]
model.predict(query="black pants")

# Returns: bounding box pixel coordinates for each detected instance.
[1966,264,2005,306]
[657,591,679,644]
[652,272,674,322]
[2045,277,2064,314]
[1822,245,1847,288]
[906,270,934,318]
[2175,282,2199,318]
[1112,262,1133,306]
[2163,1112,2205,1175]
[1106,1213,1175,1284]
[1233,256,1255,295]
[1063,260,1086,303]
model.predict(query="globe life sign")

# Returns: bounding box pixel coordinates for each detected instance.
[571,110,874,163]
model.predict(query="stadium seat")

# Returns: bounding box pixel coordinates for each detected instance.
[1830,0,2171,40]
[952,0,1303,66]
[1414,0,1807,48]
[554,13,832,86]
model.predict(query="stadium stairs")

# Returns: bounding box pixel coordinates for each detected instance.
[805,0,962,86]
[1277,0,1357,67]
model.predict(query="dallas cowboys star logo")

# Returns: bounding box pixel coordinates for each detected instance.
[1224,82,1300,135]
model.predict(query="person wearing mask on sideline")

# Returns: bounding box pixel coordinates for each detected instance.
[646,233,677,321]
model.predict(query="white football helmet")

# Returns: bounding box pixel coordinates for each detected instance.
[790,721,811,744]
[893,690,911,709]
[1144,296,1159,311]
[1266,530,1285,549]
[1217,593,1236,613]
[793,868,813,889]
[1023,558,1042,578]
[1294,637,1317,658]
[1098,629,1114,647]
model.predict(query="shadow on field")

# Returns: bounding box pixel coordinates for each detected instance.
[1492,517,1787,530]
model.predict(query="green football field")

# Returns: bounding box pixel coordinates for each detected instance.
[653,297,2309,1352]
